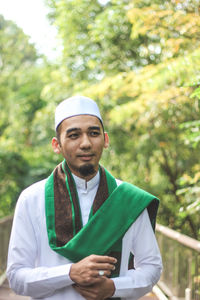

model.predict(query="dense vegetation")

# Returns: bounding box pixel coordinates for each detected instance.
[0,0,199,239]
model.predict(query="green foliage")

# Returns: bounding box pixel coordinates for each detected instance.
[45,0,200,83]
[46,0,154,80]
[176,83,200,237]
[180,85,200,148]
[0,15,46,216]
[128,0,200,62]
[1,0,200,240]
[0,150,29,217]
[180,120,200,148]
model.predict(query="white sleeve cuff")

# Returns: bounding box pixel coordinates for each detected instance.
[44,263,74,286]
[14,263,75,297]
[112,276,134,298]
[111,275,153,299]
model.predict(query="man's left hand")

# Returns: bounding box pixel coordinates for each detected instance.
[73,276,115,300]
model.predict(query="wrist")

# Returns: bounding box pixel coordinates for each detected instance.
[106,278,115,298]
[69,263,76,282]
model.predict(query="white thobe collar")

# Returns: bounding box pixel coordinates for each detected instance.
[72,171,100,192]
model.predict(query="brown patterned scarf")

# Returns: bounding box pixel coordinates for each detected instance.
[53,161,110,246]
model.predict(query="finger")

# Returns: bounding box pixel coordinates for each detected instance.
[90,255,117,264]
[92,262,116,271]
[81,276,104,285]
[89,269,111,278]
[96,270,112,277]
[74,285,95,300]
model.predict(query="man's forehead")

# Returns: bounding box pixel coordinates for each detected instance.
[61,114,102,129]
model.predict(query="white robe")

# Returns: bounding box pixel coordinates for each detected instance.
[7,172,162,300]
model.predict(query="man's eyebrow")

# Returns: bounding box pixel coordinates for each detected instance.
[66,126,101,135]
[88,126,101,131]
[66,127,80,134]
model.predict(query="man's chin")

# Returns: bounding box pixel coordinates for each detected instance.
[78,164,96,177]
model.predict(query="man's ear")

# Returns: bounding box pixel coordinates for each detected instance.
[104,132,109,149]
[52,137,61,154]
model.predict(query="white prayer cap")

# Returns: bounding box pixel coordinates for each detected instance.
[55,95,103,130]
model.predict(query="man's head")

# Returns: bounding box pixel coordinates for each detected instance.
[55,96,104,143]
[52,96,109,180]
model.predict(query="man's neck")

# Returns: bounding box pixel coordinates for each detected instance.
[72,171,100,190]
[72,170,98,182]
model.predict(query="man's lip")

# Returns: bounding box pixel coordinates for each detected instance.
[77,154,94,160]
[77,154,94,157]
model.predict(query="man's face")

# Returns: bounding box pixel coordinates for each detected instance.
[52,115,109,180]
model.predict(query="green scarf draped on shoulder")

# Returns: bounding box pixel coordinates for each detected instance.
[45,160,159,267]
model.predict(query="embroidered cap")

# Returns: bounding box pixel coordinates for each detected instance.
[55,96,103,130]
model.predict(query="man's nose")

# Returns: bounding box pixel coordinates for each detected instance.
[80,134,92,148]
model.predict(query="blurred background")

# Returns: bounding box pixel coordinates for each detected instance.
[0,0,199,298]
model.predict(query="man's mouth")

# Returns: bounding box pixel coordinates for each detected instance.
[77,154,94,161]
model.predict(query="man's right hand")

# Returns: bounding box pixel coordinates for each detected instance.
[69,254,117,286]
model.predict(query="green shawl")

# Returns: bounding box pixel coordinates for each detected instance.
[45,160,159,269]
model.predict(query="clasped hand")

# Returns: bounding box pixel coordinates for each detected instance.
[70,254,117,300]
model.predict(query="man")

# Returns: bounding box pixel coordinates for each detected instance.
[7,96,162,300]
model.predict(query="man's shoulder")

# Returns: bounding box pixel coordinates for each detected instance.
[20,178,47,200]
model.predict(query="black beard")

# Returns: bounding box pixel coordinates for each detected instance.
[78,164,96,177]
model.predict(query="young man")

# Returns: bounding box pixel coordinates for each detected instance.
[7,96,162,300]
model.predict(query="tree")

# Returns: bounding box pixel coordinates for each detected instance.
[0,15,45,216]
[46,0,200,81]
[43,0,200,238]
[46,0,149,80]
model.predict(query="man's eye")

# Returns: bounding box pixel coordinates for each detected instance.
[68,133,79,139]
[90,131,100,136]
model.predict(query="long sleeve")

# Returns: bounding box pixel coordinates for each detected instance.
[7,188,74,299]
[112,209,162,299]
[7,178,162,300]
